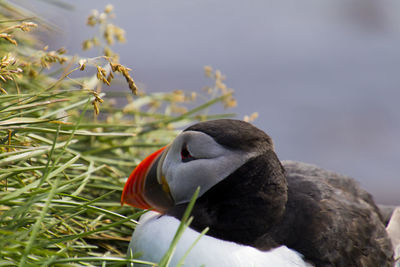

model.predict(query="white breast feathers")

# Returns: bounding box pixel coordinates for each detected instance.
[128,211,312,267]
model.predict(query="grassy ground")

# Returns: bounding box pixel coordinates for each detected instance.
[0,2,235,266]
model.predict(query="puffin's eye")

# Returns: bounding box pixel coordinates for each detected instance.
[181,144,195,162]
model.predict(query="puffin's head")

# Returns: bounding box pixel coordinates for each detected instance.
[121,119,276,212]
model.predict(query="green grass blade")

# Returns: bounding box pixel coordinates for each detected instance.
[19,177,60,267]
[176,227,209,267]
[158,187,200,267]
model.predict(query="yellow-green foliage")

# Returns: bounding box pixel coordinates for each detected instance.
[0,2,235,266]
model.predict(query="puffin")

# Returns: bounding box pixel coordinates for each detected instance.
[121,119,394,267]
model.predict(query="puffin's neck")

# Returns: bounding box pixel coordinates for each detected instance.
[167,150,288,249]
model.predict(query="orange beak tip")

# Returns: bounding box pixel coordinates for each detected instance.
[121,146,168,210]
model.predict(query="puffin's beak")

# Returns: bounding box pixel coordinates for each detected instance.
[121,146,174,212]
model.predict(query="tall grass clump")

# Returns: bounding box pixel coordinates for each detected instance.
[0,2,235,266]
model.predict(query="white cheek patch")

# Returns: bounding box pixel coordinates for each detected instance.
[161,131,257,204]
[187,132,225,159]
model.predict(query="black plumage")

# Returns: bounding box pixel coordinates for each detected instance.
[167,119,394,267]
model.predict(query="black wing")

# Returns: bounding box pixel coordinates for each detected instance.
[273,161,394,267]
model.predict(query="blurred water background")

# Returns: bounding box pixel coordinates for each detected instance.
[14,0,400,204]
